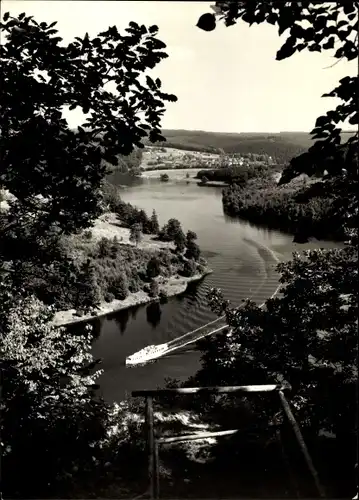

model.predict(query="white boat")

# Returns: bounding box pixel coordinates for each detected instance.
[126,343,168,366]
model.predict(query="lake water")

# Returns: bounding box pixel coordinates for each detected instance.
[92,169,341,402]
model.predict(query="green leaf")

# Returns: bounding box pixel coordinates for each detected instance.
[18,12,26,20]
[334,47,344,58]
[308,43,321,52]
[276,37,296,60]
[315,116,329,127]
[149,25,158,34]
[196,13,216,32]
[323,37,335,50]
[290,24,305,38]
[3,12,10,22]
[266,13,277,25]
[277,8,294,35]
[343,4,356,14]
[349,112,358,125]
[338,29,349,41]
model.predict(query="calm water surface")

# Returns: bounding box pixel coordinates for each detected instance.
[92,170,341,402]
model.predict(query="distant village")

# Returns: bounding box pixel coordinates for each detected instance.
[141,146,274,171]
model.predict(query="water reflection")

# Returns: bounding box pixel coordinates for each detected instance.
[67,316,103,338]
[91,318,103,338]
[146,301,162,328]
[130,306,139,321]
[113,309,130,334]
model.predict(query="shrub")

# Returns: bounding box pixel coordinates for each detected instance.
[101,181,122,212]
[160,173,169,182]
[74,259,102,312]
[129,223,143,246]
[159,289,168,303]
[108,273,129,300]
[174,231,186,253]
[128,271,142,293]
[160,219,186,251]
[83,230,93,240]
[148,279,159,298]
[110,236,121,258]
[147,256,161,279]
[185,240,201,261]
[149,210,160,234]
[181,259,197,277]
[97,237,112,258]
[158,250,172,267]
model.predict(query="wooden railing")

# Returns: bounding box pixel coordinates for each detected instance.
[132,384,326,499]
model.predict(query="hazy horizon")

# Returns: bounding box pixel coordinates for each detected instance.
[4,1,356,134]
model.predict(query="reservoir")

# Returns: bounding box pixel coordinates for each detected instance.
[91,169,340,402]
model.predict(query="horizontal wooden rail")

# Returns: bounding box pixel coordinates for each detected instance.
[158,421,279,445]
[158,428,240,444]
[132,383,290,397]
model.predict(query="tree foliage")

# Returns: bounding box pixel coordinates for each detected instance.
[198,2,358,182]
[181,259,197,277]
[150,209,160,234]
[162,218,183,240]
[0,13,177,247]
[148,278,159,298]
[0,291,109,496]
[147,256,161,279]
[129,223,143,246]
[185,231,201,261]
[160,173,170,182]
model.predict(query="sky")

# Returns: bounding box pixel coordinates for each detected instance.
[3,1,356,133]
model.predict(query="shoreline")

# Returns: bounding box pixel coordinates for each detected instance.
[52,269,213,327]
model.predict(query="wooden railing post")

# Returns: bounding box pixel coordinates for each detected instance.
[154,439,160,499]
[145,396,155,499]
[278,390,326,498]
[0,368,3,500]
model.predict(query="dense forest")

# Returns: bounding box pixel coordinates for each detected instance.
[222,177,346,241]
[196,161,281,184]
[149,139,220,154]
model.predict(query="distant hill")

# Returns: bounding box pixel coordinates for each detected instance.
[150,129,355,164]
